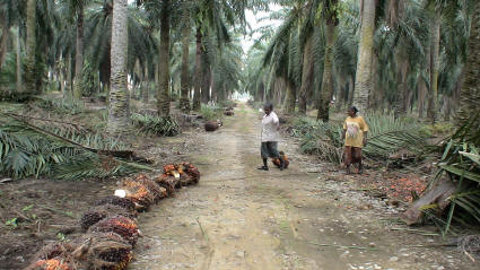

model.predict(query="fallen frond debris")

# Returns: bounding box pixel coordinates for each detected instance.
[0,113,151,180]
[402,115,480,235]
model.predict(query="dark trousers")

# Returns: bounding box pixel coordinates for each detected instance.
[261,141,280,159]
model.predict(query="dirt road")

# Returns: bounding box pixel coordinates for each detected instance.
[130,105,475,270]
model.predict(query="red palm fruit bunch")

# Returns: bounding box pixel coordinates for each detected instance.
[153,164,182,195]
[33,242,78,261]
[88,216,140,246]
[134,174,168,202]
[26,258,74,270]
[115,179,156,211]
[272,151,289,169]
[94,196,136,213]
[177,162,201,186]
[80,204,136,231]
[84,232,133,270]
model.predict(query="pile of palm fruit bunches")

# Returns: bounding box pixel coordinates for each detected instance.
[26,162,200,270]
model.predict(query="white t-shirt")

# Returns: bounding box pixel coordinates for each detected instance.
[261,111,280,142]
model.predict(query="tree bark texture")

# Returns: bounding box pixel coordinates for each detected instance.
[298,35,314,115]
[73,3,84,99]
[353,0,376,114]
[157,0,170,116]
[0,11,8,72]
[201,48,211,104]
[107,0,130,134]
[179,23,191,113]
[456,2,480,127]
[417,73,427,118]
[192,27,202,111]
[142,65,149,103]
[284,78,296,113]
[24,0,37,94]
[15,27,22,93]
[317,23,338,122]
[427,12,440,123]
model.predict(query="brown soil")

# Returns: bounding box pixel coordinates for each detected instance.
[0,179,113,269]
[1,103,478,270]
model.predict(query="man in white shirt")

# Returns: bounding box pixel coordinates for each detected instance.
[258,103,284,171]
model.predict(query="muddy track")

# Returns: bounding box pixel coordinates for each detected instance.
[130,105,476,270]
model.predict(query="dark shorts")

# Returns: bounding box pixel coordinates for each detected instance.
[344,146,362,165]
[261,141,280,159]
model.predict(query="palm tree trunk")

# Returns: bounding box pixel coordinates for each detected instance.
[444,95,451,121]
[395,54,409,116]
[336,78,346,110]
[317,22,338,122]
[107,0,130,134]
[15,27,22,93]
[157,0,170,116]
[142,65,149,103]
[73,3,84,99]
[347,75,354,106]
[24,0,37,94]
[284,78,296,113]
[353,0,376,114]
[417,73,427,118]
[456,2,480,127]
[179,23,191,113]
[427,13,440,123]
[66,54,72,96]
[298,35,313,114]
[0,11,8,72]
[201,49,210,104]
[192,26,202,111]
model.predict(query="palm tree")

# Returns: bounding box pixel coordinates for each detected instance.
[456,1,480,127]
[0,7,8,71]
[179,5,192,113]
[157,0,171,116]
[426,6,441,123]
[24,0,37,94]
[353,0,376,114]
[71,0,85,99]
[107,0,130,133]
[317,0,339,122]
[192,25,202,111]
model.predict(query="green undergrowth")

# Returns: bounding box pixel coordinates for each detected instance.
[31,96,85,115]
[131,113,180,136]
[289,113,430,164]
[200,104,223,121]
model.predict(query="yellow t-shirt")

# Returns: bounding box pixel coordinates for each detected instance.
[343,116,369,148]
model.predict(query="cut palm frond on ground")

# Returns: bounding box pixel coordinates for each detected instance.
[290,114,429,165]
[403,115,480,235]
[0,115,152,180]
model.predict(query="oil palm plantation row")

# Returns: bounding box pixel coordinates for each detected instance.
[0,0,256,133]
[245,0,479,124]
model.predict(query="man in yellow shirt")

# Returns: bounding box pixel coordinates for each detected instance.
[341,106,368,174]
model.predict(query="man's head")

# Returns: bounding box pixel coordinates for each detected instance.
[263,103,273,115]
[347,106,358,117]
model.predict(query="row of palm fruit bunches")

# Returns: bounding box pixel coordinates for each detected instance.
[26,163,200,270]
